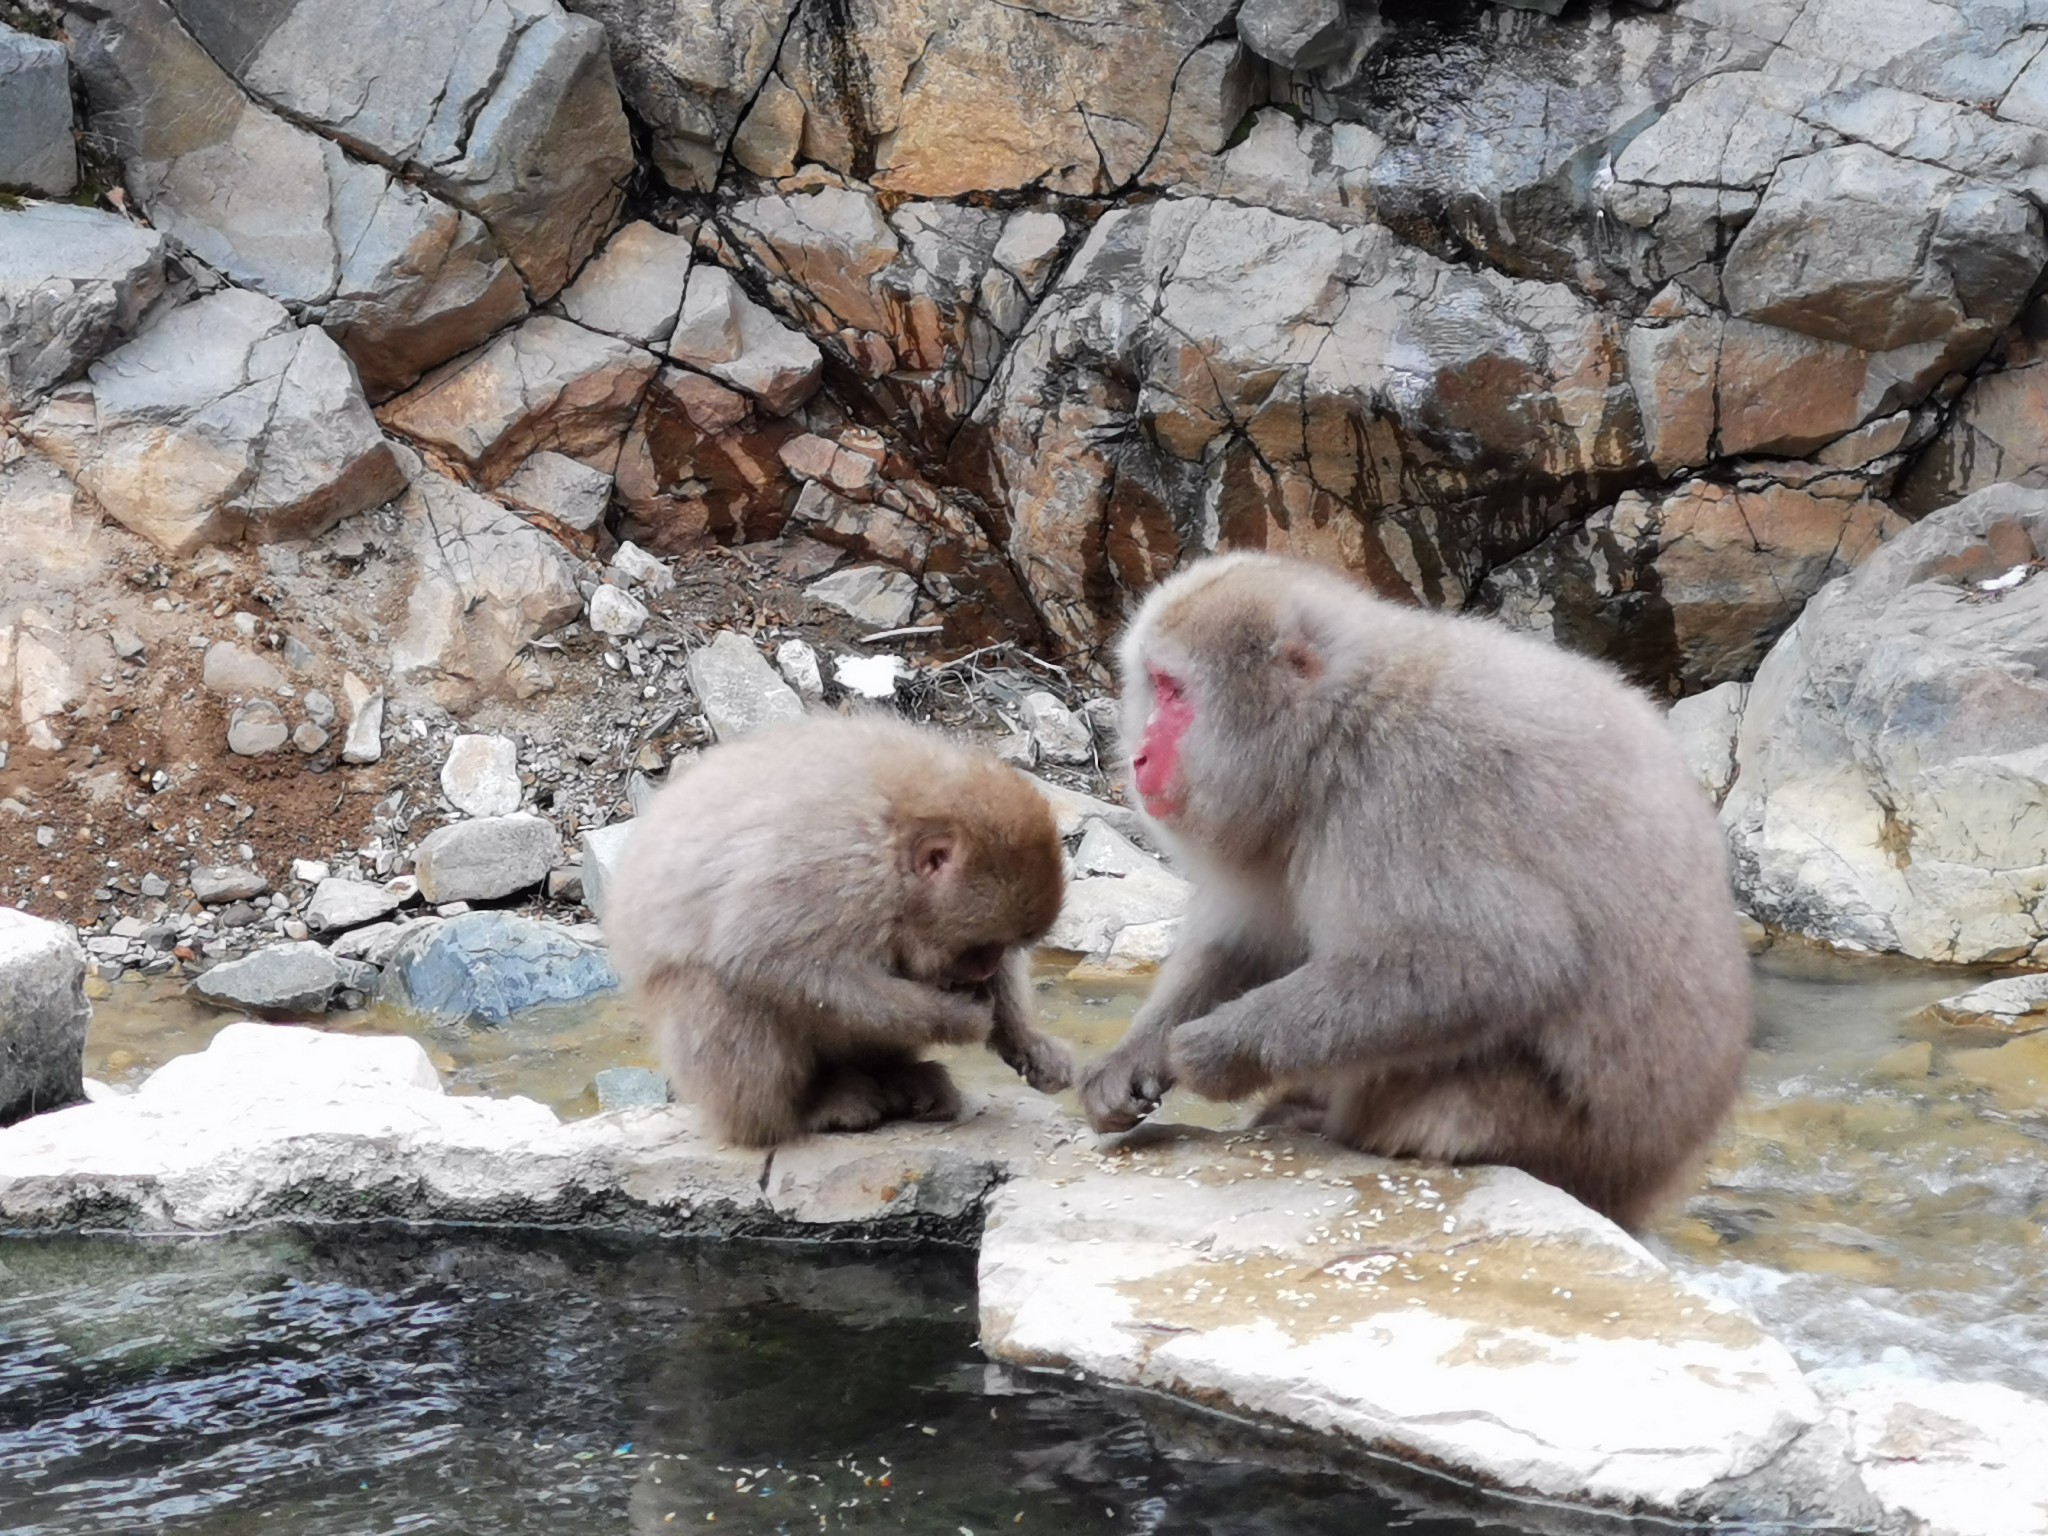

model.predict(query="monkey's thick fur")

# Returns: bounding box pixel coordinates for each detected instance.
[1080,554,1752,1229]
[605,715,1073,1146]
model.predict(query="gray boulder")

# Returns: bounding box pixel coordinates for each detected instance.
[21,289,405,556]
[377,910,617,1025]
[190,866,268,905]
[0,27,76,196]
[667,264,822,415]
[412,813,561,903]
[558,219,694,344]
[498,450,613,532]
[226,701,290,757]
[66,0,535,395]
[305,877,413,934]
[0,908,88,1125]
[577,820,634,919]
[0,204,165,413]
[685,631,804,742]
[806,564,919,629]
[1723,482,2048,963]
[189,941,342,1017]
[1236,0,1352,70]
[380,314,660,482]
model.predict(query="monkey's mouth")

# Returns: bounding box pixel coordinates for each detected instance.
[1139,790,1184,820]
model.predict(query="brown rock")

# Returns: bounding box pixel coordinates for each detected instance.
[379,316,660,484]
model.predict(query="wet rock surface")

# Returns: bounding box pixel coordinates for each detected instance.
[376,909,616,1025]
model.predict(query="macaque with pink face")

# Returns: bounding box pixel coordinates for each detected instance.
[1080,553,1752,1230]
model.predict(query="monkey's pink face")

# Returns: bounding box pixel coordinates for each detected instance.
[1131,666,1193,821]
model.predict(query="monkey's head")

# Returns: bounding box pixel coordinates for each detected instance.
[891,757,1065,988]
[1120,554,1360,861]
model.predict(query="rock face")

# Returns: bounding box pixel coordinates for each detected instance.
[0,205,165,413]
[391,471,584,704]
[70,0,630,308]
[0,908,88,1125]
[1722,483,2048,963]
[376,910,616,1025]
[22,290,406,555]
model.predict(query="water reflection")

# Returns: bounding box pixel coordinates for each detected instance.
[0,1229,1539,1536]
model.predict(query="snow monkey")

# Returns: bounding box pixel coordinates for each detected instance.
[1078,553,1752,1229]
[605,715,1074,1146]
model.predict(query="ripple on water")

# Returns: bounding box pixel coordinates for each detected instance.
[0,1229,1540,1536]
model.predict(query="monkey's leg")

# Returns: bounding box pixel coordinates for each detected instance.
[1327,1064,1626,1221]
[986,953,1074,1094]
[1166,901,1582,1104]
[669,981,813,1147]
[1079,918,1289,1133]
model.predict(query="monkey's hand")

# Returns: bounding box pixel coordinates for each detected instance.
[1079,1043,1173,1134]
[995,1029,1074,1095]
[1167,1016,1272,1103]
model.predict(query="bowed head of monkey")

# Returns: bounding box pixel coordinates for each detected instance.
[1083,554,1753,1230]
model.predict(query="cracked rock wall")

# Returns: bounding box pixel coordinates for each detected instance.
[20,0,2048,962]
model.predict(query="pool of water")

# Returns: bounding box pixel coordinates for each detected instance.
[74,946,2048,1399]
[0,1228,1549,1536]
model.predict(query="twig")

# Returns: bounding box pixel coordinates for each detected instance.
[859,624,945,643]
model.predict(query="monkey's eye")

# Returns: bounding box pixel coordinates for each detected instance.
[1149,667,1183,704]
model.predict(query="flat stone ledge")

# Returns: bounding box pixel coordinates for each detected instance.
[980,1125,1873,1531]
[0,1021,1066,1240]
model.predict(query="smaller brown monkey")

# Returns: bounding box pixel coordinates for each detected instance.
[603,714,1074,1146]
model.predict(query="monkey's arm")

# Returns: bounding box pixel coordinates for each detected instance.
[1079,917,1288,1132]
[1168,894,1584,1101]
[734,952,995,1048]
[986,952,1074,1094]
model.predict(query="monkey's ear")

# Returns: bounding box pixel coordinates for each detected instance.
[909,829,957,880]
[1274,613,1328,684]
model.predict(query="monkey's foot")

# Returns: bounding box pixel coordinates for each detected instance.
[802,1068,893,1133]
[999,1032,1075,1095]
[1252,1088,1329,1133]
[876,1058,963,1123]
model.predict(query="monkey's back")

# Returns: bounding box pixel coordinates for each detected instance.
[604,715,951,991]
[1331,600,1753,1204]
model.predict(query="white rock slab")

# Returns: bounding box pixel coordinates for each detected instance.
[1820,1375,2048,1536]
[980,1126,1822,1518]
[0,1021,1064,1238]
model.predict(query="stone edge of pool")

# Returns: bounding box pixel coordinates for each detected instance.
[1,1021,2041,1536]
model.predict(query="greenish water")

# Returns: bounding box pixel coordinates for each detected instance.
[74,948,2048,1400]
[0,1228,1544,1536]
